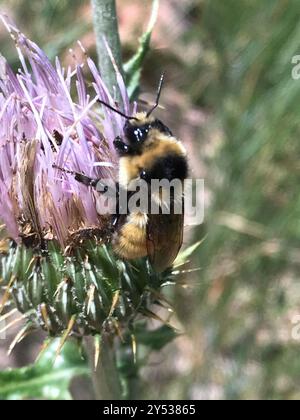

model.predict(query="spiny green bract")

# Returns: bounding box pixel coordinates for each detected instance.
[0,241,173,338]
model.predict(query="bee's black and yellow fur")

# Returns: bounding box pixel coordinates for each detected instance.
[56,76,189,272]
[113,112,188,267]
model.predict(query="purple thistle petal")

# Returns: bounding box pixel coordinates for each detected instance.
[0,15,131,248]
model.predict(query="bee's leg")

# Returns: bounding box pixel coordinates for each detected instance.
[53,165,108,191]
[74,172,105,189]
[71,172,111,192]
[113,136,132,156]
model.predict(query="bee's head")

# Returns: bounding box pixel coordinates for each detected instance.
[98,74,168,147]
[124,113,173,146]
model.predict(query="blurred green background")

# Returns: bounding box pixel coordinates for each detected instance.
[1,0,300,400]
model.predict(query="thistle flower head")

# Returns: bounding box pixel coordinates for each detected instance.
[0,16,178,345]
[0,15,133,249]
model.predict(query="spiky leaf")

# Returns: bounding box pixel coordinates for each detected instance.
[0,242,170,338]
[0,339,89,400]
[173,239,205,267]
[124,0,159,99]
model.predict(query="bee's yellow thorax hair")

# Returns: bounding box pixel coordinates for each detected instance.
[118,134,186,187]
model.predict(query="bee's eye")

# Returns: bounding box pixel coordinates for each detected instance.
[124,122,150,144]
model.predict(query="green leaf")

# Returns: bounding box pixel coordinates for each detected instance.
[0,339,89,400]
[124,0,159,99]
[134,324,178,351]
[173,238,206,268]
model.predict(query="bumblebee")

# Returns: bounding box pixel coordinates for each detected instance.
[56,75,188,272]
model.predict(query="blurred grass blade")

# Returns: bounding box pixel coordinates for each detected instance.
[134,324,178,351]
[124,0,159,99]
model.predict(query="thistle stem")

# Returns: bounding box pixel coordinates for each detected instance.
[91,0,123,101]
[88,0,124,399]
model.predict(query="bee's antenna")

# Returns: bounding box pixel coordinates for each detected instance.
[52,164,75,176]
[146,73,165,117]
[97,100,138,121]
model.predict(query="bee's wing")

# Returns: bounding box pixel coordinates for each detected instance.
[146,201,184,273]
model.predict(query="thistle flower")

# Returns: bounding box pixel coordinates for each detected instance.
[0,16,128,248]
[0,16,174,345]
